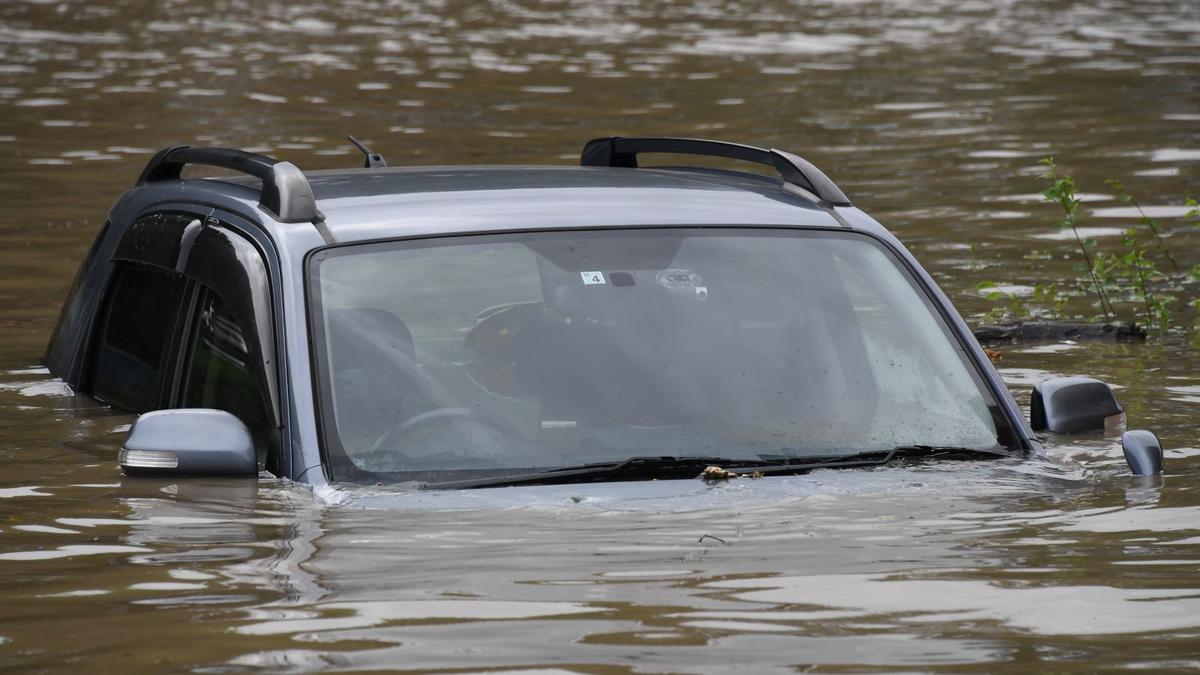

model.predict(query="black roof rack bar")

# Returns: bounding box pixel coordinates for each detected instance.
[580,136,851,206]
[137,145,322,223]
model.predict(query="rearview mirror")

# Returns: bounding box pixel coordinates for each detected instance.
[120,409,257,477]
[1030,376,1124,434]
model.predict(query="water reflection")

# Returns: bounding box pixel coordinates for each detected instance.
[706,573,1200,635]
[1,0,1199,670]
[1,441,1199,670]
[185,456,1196,670]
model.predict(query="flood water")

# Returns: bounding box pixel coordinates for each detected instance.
[2,0,1199,671]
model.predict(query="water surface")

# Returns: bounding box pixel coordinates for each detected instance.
[1,0,1198,671]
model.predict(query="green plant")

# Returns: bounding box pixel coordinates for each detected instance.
[968,242,981,271]
[977,171,1197,332]
[1093,227,1170,330]
[1106,178,1179,274]
[1032,282,1069,318]
[1040,158,1115,319]
[977,281,1030,320]
[975,281,1066,321]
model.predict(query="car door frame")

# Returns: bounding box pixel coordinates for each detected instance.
[95,203,292,477]
[97,210,203,411]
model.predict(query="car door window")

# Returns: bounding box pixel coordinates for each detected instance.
[182,288,272,463]
[90,263,187,411]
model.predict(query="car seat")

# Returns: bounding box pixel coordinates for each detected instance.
[325,307,418,453]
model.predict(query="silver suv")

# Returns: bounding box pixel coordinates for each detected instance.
[45,137,1161,488]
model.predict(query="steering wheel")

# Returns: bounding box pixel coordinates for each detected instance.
[366,405,522,461]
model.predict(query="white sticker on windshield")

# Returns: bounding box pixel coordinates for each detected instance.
[581,271,606,285]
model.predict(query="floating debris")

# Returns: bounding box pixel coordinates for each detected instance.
[973,320,1145,344]
[701,467,764,482]
[702,466,736,481]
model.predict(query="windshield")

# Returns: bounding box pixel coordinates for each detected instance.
[308,228,1014,483]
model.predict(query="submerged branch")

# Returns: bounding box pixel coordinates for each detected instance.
[972,320,1146,344]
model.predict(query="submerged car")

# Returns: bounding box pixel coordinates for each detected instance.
[44,136,1163,488]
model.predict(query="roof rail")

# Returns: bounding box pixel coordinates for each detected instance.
[137,146,322,223]
[580,136,851,206]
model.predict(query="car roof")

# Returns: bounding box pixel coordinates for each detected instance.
[217,164,844,244]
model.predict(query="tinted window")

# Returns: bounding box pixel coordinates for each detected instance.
[183,288,272,463]
[91,264,186,411]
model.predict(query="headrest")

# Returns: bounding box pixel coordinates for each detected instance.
[326,307,414,360]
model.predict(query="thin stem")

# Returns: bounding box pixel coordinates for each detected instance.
[1044,158,1117,321]
[1069,221,1116,320]
[1138,265,1154,327]
[1109,179,1180,275]
[1131,197,1180,274]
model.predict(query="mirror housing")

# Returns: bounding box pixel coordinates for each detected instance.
[1030,376,1124,434]
[1122,430,1164,476]
[120,409,257,477]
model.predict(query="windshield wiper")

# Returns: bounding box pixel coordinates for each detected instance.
[423,456,777,490]
[885,445,1012,461]
[421,446,1010,490]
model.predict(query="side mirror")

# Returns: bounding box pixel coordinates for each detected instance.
[120,409,257,477]
[1030,376,1124,434]
[1122,430,1164,476]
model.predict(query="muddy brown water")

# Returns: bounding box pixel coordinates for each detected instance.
[1,0,1198,672]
